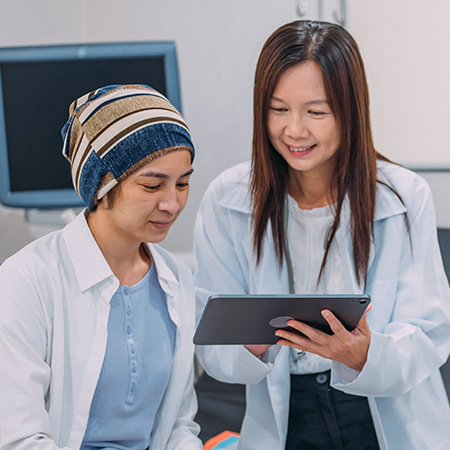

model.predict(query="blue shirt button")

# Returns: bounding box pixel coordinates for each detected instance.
[123,286,129,295]
[130,344,136,354]
[316,372,328,385]
[127,307,133,315]
[132,363,137,373]
[130,383,136,393]
[127,325,132,335]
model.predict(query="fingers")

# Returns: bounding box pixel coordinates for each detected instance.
[321,309,347,337]
[321,305,372,336]
[354,305,373,336]
[275,322,322,354]
[275,309,372,371]
[275,329,312,351]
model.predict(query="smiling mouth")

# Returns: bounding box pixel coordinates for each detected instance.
[289,144,315,152]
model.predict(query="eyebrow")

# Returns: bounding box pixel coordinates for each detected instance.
[138,168,194,179]
[271,97,328,106]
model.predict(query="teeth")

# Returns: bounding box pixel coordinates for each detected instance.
[290,145,313,152]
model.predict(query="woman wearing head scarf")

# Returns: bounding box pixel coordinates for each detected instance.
[0,85,202,450]
[194,21,450,450]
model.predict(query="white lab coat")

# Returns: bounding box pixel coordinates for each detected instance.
[0,211,202,450]
[194,160,450,450]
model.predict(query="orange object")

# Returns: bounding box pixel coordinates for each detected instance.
[204,430,240,450]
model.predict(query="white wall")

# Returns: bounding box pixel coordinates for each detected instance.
[1,0,450,264]
[347,0,450,167]
[347,0,450,227]
[0,0,303,263]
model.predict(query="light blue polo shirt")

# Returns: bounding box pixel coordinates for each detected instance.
[81,262,176,450]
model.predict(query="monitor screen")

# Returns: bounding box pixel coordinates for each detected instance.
[0,42,182,209]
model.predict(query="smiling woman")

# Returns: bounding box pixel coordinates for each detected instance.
[0,85,203,450]
[194,20,450,450]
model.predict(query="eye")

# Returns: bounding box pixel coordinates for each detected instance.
[177,181,190,190]
[308,110,329,117]
[269,106,287,113]
[309,110,326,116]
[141,184,160,191]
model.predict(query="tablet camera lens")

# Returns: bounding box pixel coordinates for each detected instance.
[359,298,367,304]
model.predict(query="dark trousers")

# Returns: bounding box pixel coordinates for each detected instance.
[286,371,380,450]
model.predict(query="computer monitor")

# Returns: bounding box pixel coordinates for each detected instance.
[0,41,182,209]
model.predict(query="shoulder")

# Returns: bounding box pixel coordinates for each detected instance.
[0,230,65,278]
[376,160,433,219]
[0,230,68,313]
[202,161,252,214]
[377,160,430,194]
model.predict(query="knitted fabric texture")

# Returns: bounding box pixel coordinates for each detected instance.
[61,84,194,210]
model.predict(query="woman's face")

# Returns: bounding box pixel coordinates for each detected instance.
[267,61,341,183]
[98,149,193,245]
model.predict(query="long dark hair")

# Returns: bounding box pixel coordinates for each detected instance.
[250,20,403,287]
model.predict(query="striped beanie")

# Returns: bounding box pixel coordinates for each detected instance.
[61,84,194,211]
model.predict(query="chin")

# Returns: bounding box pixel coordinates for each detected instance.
[146,231,169,244]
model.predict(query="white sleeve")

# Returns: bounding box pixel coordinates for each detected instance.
[332,179,450,396]
[194,180,279,385]
[0,263,66,450]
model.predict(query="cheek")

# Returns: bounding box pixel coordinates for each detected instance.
[178,190,190,212]
[322,123,341,149]
[330,119,341,145]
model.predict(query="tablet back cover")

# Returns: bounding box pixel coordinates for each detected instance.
[194,294,370,345]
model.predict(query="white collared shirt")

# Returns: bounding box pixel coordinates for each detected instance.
[287,196,345,375]
[0,211,202,450]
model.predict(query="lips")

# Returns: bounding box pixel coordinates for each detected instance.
[149,220,173,230]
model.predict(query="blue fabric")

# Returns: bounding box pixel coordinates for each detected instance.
[61,84,195,211]
[81,262,176,450]
[77,151,108,211]
[103,123,194,177]
[61,85,125,160]
[78,122,193,210]
[211,436,240,449]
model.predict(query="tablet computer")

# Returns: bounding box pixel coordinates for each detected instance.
[194,294,371,345]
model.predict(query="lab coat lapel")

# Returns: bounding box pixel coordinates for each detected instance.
[147,244,182,330]
[335,184,408,295]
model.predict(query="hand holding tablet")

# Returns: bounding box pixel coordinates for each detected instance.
[194,294,371,346]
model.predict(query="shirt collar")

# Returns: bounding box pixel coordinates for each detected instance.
[147,244,180,290]
[62,210,116,293]
[374,165,408,221]
[218,162,407,221]
[217,168,252,214]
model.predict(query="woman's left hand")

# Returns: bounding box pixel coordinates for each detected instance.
[275,306,372,371]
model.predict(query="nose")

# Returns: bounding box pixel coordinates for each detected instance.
[285,112,309,140]
[157,188,181,215]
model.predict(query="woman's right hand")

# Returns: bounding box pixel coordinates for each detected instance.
[244,344,272,357]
